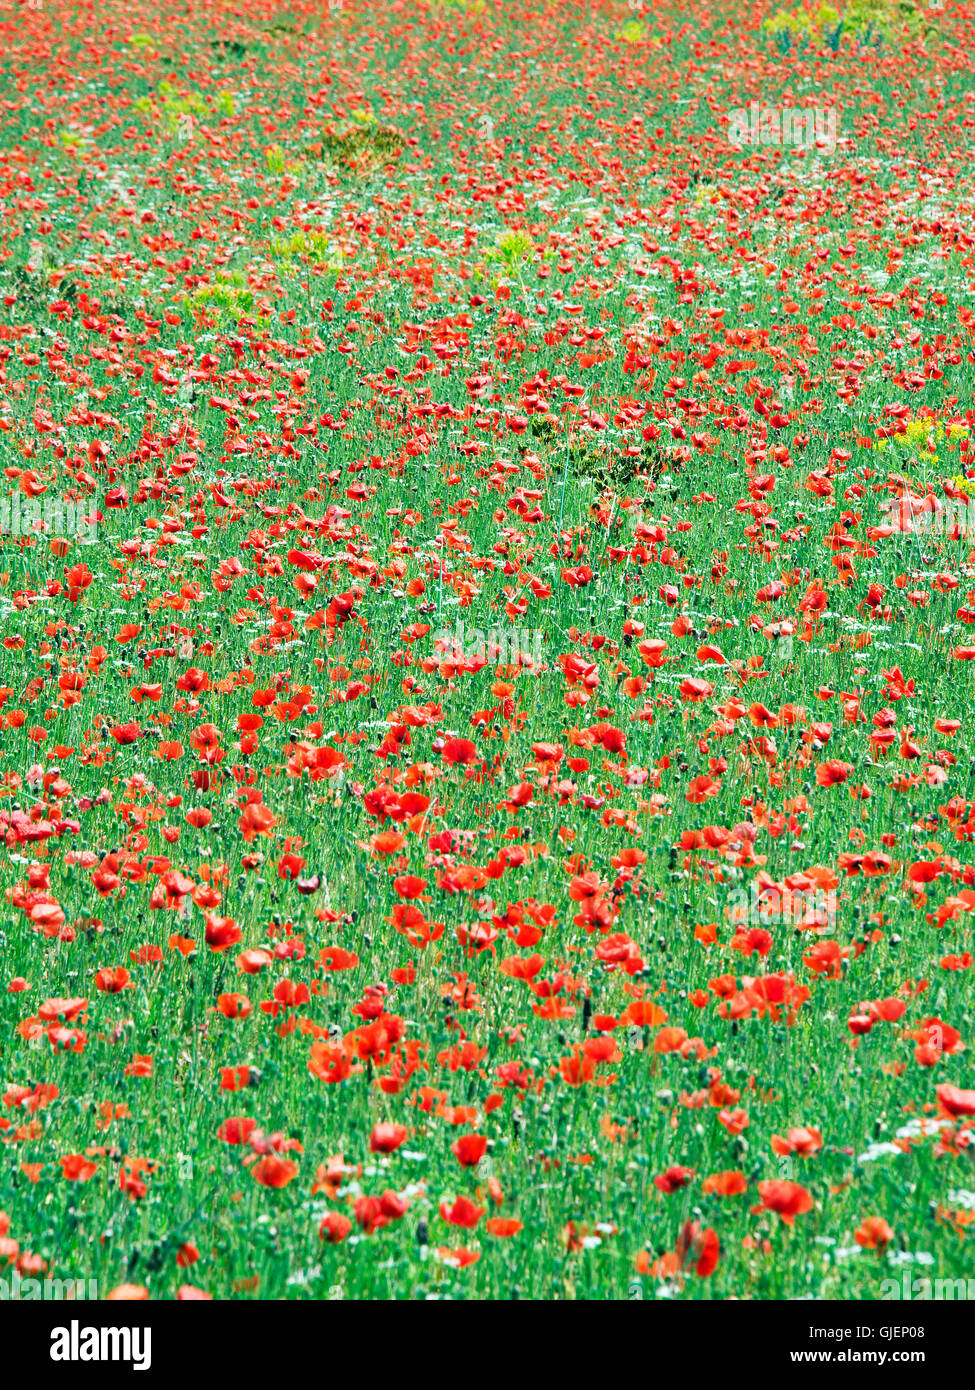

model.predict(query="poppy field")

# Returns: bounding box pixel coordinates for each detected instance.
[2,0,975,1307]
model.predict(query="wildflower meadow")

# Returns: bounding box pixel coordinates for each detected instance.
[1,0,974,1338]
